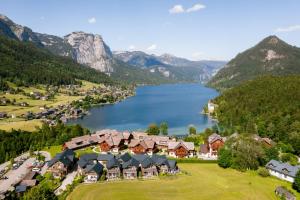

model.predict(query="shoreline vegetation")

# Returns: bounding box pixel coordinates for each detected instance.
[0,80,136,132]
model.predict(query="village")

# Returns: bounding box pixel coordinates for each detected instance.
[0,81,134,130]
[1,127,297,199]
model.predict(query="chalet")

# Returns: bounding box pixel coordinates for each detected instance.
[63,135,98,150]
[128,139,157,155]
[98,135,125,153]
[122,131,133,145]
[266,160,300,183]
[133,155,158,178]
[148,136,170,152]
[168,141,195,158]
[200,133,226,158]
[77,153,98,174]
[253,134,274,147]
[106,157,121,180]
[207,100,217,114]
[275,186,296,200]
[122,157,140,179]
[151,154,169,174]
[116,153,132,164]
[97,153,114,166]
[47,149,75,178]
[132,131,148,140]
[167,160,178,174]
[83,163,104,183]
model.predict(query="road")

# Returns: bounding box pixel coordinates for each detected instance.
[54,170,77,195]
[0,151,51,194]
[0,157,35,194]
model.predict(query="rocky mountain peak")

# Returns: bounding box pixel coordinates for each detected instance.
[64,31,113,73]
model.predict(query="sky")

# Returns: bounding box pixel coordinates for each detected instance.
[1,0,300,61]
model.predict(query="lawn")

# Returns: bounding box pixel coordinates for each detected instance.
[0,119,42,131]
[67,163,300,200]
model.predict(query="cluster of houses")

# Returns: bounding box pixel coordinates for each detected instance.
[47,149,178,183]
[63,129,195,158]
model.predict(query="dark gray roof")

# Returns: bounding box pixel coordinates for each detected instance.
[167,160,177,170]
[48,149,75,167]
[151,154,168,166]
[140,157,154,168]
[84,163,104,175]
[266,160,300,178]
[97,153,114,161]
[119,153,132,162]
[78,153,98,168]
[106,157,120,169]
[122,158,140,169]
[16,185,27,193]
[132,154,149,162]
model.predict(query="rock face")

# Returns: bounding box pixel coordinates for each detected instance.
[0,14,43,47]
[64,32,113,73]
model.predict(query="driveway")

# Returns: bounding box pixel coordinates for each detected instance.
[36,151,51,175]
[0,157,35,194]
[54,170,77,195]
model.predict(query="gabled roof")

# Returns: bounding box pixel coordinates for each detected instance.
[266,160,300,178]
[275,186,295,199]
[122,158,140,169]
[84,163,104,175]
[167,160,177,170]
[97,153,114,161]
[168,141,194,151]
[208,133,225,144]
[132,154,149,162]
[119,153,132,163]
[151,154,168,166]
[140,157,154,168]
[48,149,75,167]
[106,157,120,169]
[78,153,98,168]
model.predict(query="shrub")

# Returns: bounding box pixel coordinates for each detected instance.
[257,168,270,177]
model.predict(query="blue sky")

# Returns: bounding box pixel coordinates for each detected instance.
[1,0,300,61]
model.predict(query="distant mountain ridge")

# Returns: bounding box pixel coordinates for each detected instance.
[114,51,226,83]
[208,35,300,90]
[0,14,173,84]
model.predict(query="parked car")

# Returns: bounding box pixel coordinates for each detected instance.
[32,168,41,172]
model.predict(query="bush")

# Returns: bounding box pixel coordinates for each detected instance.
[293,170,300,192]
[218,148,232,168]
[257,168,270,177]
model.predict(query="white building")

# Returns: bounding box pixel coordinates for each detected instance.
[266,160,300,183]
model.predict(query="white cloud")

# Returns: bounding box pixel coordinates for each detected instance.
[169,5,185,14]
[128,45,136,51]
[169,3,206,14]
[88,17,96,24]
[147,44,157,51]
[186,4,206,13]
[275,25,300,33]
[191,52,204,60]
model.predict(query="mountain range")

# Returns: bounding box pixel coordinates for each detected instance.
[0,14,226,84]
[208,35,300,90]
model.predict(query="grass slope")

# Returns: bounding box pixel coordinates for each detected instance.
[68,163,298,200]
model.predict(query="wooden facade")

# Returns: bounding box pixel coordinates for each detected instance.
[99,141,111,152]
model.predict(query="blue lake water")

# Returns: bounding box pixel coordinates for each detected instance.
[68,83,219,135]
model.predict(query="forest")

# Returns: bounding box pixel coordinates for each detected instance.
[214,75,300,154]
[0,36,113,86]
[0,122,89,163]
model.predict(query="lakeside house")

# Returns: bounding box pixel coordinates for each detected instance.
[168,141,195,158]
[132,154,158,178]
[128,139,157,155]
[97,153,114,166]
[266,160,300,183]
[106,157,121,180]
[151,154,170,174]
[63,135,98,150]
[122,157,140,179]
[98,135,125,153]
[200,133,226,158]
[47,149,75,178]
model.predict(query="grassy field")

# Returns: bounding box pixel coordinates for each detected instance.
[67,163,299,200]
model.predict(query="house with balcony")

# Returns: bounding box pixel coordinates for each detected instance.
[47,149,75,178]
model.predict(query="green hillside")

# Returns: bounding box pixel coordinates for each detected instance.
[0,36,113,86]
[213,75,300,153]
[208,36,300,90]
